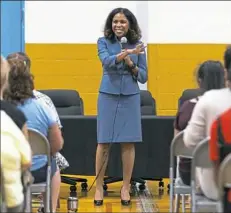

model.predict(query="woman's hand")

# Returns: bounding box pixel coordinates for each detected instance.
[124,56,138,76]
[127,43,146,55]
[124,55,133,67]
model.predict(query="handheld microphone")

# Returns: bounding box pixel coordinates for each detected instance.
[120,37,127,50]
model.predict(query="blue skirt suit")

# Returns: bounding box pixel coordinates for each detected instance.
[97,36,148,144]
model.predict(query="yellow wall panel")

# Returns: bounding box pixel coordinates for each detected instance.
[26,43,228,116]
[148,44,228,115]
[25,43,101,115]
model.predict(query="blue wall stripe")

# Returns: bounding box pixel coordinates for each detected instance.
[0,0,25,57]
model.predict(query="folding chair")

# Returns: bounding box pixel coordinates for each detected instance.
[27,128,52,212]
[191,138,219,212]
[0,165,7,213]
[169,131,194,213]
[217,153,231,212]
[22,170,34,213]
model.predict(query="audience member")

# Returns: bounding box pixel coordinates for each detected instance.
[224,45,231,87]
[1,55,32,212]
[174,60,225,185]
[1,55,28,139]
[6,52,69,170]
[5,57,64,212]
[1,110,32,212]
[183,46,231,200]
[209,106,231,212]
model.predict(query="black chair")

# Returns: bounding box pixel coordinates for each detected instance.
[38,89,84,116]
[103,90,164,191]
[38,89,88,193]
[140,90,157,115]
[178,88,204,108]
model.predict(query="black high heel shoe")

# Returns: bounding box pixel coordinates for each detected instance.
[120,188,131,206]
[94,199,103,206]
[94,188,104,206]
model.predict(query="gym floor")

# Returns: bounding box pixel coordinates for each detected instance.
[56,176,171,212]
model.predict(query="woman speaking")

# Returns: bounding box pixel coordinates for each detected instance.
[94,7,148,206]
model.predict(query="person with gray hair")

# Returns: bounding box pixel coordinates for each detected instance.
[1,55,32,212]
[1,55,29,137]
[0,55,10,97]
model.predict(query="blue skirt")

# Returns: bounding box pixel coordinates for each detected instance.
[97,92,142,143]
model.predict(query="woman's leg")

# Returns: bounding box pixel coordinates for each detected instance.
[94,143,110,200]
[51,169,61,212]
[32,159,61,212]
[121,143,135,200]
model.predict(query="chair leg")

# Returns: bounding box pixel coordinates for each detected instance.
[44,191,51,213]
[174,194,180,213]
[181,195,185,213]
[24,187,32,213]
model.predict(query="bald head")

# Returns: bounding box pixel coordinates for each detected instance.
[0,55,10,98]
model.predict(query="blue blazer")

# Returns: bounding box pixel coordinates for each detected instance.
[97,36,148,95]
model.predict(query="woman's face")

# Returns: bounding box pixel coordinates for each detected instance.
[112,13,129,38]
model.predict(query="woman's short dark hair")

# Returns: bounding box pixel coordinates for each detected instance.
[4,57,34,105]
[197,60,225,91]
[224,45,231,70]
[104,7,141,44]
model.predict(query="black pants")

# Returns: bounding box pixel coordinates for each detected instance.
[178,157,191,186]
[31,158,57,183]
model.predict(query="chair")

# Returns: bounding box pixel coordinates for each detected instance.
[38,89,88,192]
[169,131,194,213]
[27,128,52,213]
[191,138,219,213]
[178,88,204,108]
[140,90,157,115]
[103,90,160,191]
[217,153,231,212]
[22,170,34,213]
[38,89,84,116]
[0,165,7,212]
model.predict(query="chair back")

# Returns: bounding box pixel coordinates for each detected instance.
[169,131,194,212]
[191,137,212,181]
[218,153,231,197]
[38,89,84,115]
[178,88,204,107]
[27,129,52,212]
[170,131,194,162]
[140,90,156,115]
[170,130,194,179]
[27,128,51,164]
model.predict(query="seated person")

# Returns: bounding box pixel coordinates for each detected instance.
[0,55,31,212]
[6,52,69,171]
[0,55,28,137]
[209,107,231,212]
[1,110,32,212]
[174,60,225,185]
[5,57,64,212]
[183,49,231,200]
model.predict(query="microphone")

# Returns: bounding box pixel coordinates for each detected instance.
[120,37,127,50]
